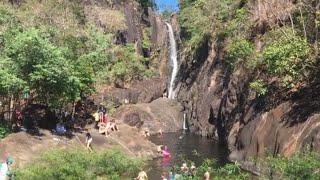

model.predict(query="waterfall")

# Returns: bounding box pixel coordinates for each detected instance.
[165,22,178,99]
[183,113,188,130]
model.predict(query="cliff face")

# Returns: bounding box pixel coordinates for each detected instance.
[176,38,320,160]
[174,1,320,160]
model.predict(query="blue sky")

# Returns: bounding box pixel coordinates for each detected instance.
[155,0,179,12]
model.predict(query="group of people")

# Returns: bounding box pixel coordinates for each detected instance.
[135,162,211,180]
[93,106,119,137]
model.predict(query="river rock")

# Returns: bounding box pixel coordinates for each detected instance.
[115,98,184,134]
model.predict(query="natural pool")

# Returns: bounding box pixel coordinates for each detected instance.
[147,131,229,179]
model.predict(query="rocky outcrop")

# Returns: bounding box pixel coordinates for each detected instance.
[0,124,158,168]
[115,98,184,134]
[95,77,166,106]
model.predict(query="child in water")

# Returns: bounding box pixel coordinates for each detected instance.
[162,146,171,158]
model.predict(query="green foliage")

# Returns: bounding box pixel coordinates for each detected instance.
[173,159,249,180]
[214,162,249,180]
[142,27,151,50]
[15,148,144,180]
[0,2,155,110]
[0,123,10,139]
[226,38,254,68]
[249,79,268,97]
[223,7,251,38]
[263,28,311,87]
[2,28,87,108]
[138,0,156,9]
[264,151,320,180]
[105,44,154,86]
[178,0,211,48]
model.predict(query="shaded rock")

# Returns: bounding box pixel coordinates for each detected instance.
[95,77,166,106]
[115,98,184,134]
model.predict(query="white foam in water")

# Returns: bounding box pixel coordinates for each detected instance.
[166,23,178,100]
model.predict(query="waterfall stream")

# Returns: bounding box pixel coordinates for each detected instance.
[165,23,178,100]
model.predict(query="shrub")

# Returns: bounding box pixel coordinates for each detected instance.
[172,159,249,180]
[263,28,311,87]
[226,38,254,69]
[249,79,268,97]
[0,123,10,139]
[15,148,144,180]
[264,151,320,179]
[178,0,211,48]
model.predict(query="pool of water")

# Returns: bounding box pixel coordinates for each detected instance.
[147,131,229,179]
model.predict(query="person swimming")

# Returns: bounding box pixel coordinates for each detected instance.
[180,163,189,174]
[136,170,148,180]
[157,145,163,154]
[204,171,210,180]
[162,146,171,158]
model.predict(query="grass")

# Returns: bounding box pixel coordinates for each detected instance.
[15,148,145,180]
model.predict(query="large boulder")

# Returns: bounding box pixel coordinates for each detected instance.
[230,102,320,161]
[115,98,184,134]
[94,77,166,107]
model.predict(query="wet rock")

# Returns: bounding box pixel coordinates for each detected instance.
[115,98,184,134]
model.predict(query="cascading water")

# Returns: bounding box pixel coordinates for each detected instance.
[165,22,178,99]
[183,113,188,130]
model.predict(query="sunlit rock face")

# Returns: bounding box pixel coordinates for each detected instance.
[115,98,184,134]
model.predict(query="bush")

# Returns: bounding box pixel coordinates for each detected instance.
[249,79,268,97]
[0,123,10,139]
[264,151,320,179]
[178,0,211,48]
[226,38,254,69]
[263,28,311,87]
[15,148,144,180]
[172,159,249,180]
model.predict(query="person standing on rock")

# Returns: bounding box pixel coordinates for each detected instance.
[93,111,100,129]
[85,132,93,152]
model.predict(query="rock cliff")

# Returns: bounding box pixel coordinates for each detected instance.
[173,5,320,161]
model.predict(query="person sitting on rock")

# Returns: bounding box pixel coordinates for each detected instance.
[143,129,150,137]
[136,170,148,180]
[56,121,66,135]
[109,119,118,132]
[98,123,110,137]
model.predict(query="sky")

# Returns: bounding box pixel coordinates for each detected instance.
[155,0,179,12]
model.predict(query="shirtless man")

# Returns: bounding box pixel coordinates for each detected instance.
[204,171,210,180]
[157,145,163,154]
[136,170,148,180]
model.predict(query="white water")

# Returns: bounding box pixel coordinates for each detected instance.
[183,113,188,130]
[166,23,178,99]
